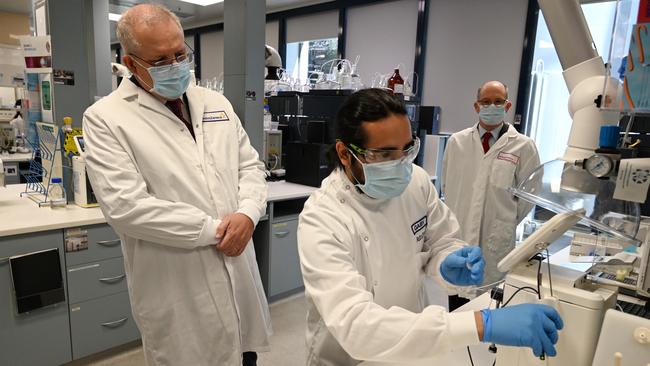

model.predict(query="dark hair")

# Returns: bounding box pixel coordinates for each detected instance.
[327,88,408,169]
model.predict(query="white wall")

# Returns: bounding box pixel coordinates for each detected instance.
[266,21,280,50]
[199,30,225,81]
[286,10,339,43]
[199,22,280,82]
[422,0,529,133]
[0,45,24,86]
[346,0,419,88]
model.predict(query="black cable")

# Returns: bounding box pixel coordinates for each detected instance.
[537,256,543,299]
[502,286,540,307]
[467,346,475,366]
[492,360,496,366]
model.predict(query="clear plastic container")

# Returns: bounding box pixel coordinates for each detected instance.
[263,106,272,131]
[49,177,67,208]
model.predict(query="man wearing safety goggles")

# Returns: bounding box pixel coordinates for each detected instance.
[297,89,562,365]
[82,4,270,366]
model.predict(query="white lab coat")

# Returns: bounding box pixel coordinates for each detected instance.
[441,123,539,286]
[9,115,24,138]
[83,78,272,366]
[297,166,481,366]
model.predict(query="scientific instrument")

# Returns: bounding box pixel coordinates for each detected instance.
[72,135,98,208]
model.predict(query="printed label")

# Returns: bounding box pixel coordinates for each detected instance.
[614,158,650,203]
[497,151,520,165]
[203,110,229,122]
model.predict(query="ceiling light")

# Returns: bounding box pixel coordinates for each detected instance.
[178,0,224,6]
[109,13,122,22]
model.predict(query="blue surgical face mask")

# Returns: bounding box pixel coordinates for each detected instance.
[136,59,192,100]
[479,104,506,126]
[348,152,413,199]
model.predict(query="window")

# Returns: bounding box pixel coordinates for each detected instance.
[285,38,338,82]
[525,1,621,163]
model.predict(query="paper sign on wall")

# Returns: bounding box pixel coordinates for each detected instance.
[18,36,52,73]
[613,158,650,203]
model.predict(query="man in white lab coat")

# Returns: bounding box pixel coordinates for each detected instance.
[298,89,561,365]
[82,4,270,366]
[442,81,540,310]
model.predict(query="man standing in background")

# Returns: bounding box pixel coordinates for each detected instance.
[442,80,540,310]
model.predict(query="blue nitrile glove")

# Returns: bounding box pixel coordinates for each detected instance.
[480,304,564,357]
[440,246,485,286]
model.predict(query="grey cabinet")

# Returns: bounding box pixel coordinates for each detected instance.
[66,224,122,267]
[0,230,72,366]
[69,291,140,359]
[253,197,308,301]
[66,256,128,304]
[64,223,141,360]
[269,218,303,298]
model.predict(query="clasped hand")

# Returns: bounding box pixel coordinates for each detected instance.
[215,213,254,257]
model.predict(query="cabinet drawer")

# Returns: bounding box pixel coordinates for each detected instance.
[67,257,127,304]
[70,291,140,360]
[269,218,303,298]
[66,224,122,266]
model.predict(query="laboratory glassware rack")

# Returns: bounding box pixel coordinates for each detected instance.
[20,123,67,207]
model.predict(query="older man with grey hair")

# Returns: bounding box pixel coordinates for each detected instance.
[82,4,271,365]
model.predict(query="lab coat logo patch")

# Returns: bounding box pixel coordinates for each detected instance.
[497,151,520,165]
[411,216,428,235]
[203,110,229,122]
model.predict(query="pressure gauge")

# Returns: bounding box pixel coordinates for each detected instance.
[585,154,614,178]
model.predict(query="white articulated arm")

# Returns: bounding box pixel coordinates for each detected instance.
[538,0,621,162]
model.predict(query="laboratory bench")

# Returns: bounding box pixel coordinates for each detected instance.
[0,181,316,366]
[1,152,33,185]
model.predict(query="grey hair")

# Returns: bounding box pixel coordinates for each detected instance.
[116,3,183,55]
[476,82,509,100]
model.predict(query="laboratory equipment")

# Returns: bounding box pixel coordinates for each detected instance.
[387,67,404,95]
[9,248,66,314]
[497,209,585,273]
[1,126,15,153]
[592,309,650,366]
[285,142,331,187]
[72,135,97,208]
[0,158,4,187]
[263,130,283,172]
[265,45,282,81]
[48,177,67,208]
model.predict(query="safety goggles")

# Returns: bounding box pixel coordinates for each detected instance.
[348,137,420,164]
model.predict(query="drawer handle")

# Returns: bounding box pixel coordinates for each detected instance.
[101,317,128,328]
[274,231,290,238]
[99,274,126,284]
[97,239,121,247]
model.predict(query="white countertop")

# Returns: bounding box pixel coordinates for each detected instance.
[0,152,32,163]
[0,184,106,237]
[0,181,317,237]
[267,180,318,201]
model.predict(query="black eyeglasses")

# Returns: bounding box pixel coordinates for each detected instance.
[130,42,194,68]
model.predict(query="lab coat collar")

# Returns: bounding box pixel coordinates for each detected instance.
[117,78,204,131]
[473,122,517,158]
[185,84,206,156]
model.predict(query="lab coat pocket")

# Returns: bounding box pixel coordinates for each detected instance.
[489,159,517,189]
[139,291,237,365]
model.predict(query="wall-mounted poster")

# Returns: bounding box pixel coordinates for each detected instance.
[19,36,52,73]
